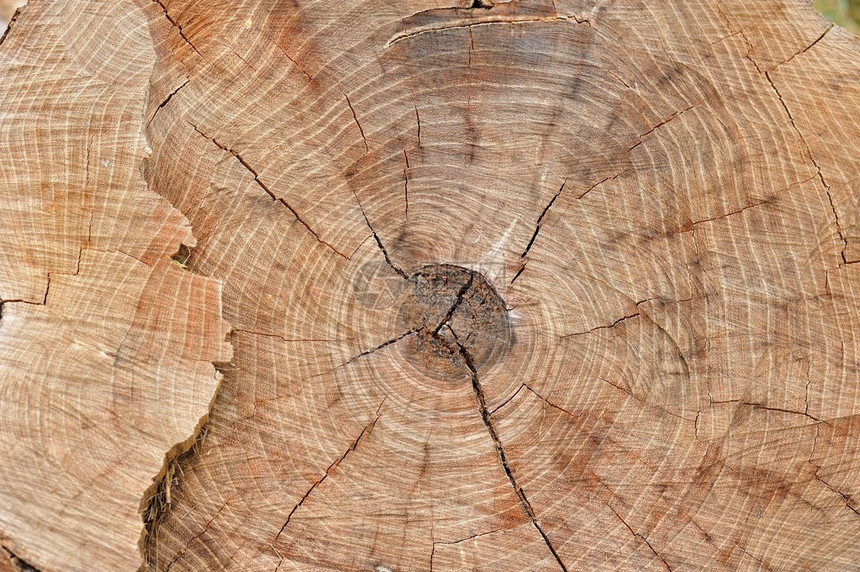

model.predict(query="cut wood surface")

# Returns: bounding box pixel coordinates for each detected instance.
[2,0,860,570]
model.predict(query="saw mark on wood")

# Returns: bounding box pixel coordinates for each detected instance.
[274,400,386,544]
[188,122,349,260]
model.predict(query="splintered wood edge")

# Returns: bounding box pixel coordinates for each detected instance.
[0,1,233,570]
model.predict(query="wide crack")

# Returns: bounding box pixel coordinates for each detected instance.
[438,330,568,572]
[377,263,565,570]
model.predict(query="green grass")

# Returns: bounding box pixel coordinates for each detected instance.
[815,0,860,33]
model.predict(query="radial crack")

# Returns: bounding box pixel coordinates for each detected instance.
[164,501,228,571]
[344,94,369,153]
[403,150,410,217]
[451,341,568,572]
[388,14,589,46]
[761,70,847,264]
[813,474,860,516]
[609,505,672,571]
[511,181,566,285]
[345,329,421,365]
[629,103,697,150]
[775,22,833,69]
[148,79,189,126]
[274,401,385,541]
[430,527,504,568]
[351,189,408,278]
[563,312,640,338]
[690,200,769,227]
[432,275,473,335]
[188,122,349,260]
[741,401,824,423]
[151,0,206,60]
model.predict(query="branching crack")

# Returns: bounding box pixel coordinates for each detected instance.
[188,122,348,260]
[511,171,627,285]
[274,400,385,542]
[608,506,672,571]
[151,0,206,60]
[448,340,568,572]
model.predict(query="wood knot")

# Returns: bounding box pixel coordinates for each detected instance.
[396,264,512,380]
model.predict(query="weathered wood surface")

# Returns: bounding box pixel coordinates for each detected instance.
[2,0,860,570]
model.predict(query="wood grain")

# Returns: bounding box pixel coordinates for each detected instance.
[1,0,860,570]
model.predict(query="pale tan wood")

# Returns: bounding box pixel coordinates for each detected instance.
[0,1,231,571]
[2,0,860,571]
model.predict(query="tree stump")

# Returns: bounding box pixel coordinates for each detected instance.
[2,0,860,570]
